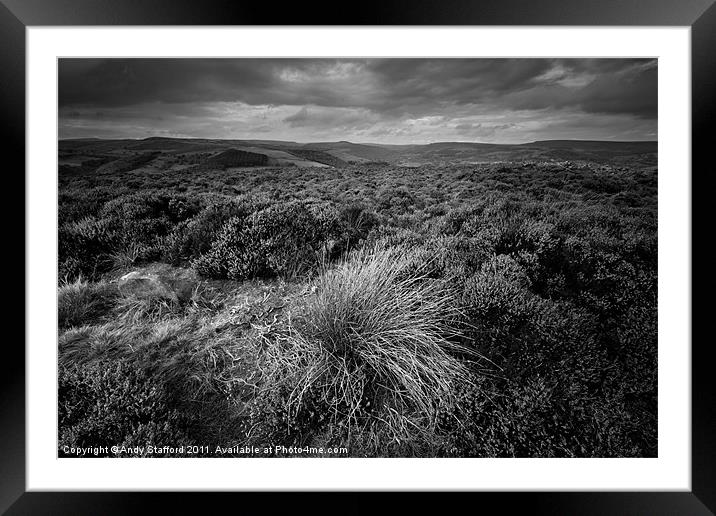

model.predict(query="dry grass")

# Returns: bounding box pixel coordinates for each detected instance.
[57,278,278,417]
[257,245,476,444]
[58,276,118,328]
[110,243,143,270]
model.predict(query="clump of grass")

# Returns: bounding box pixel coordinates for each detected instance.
[114,295,181,324]
[112,283,226,324]
[58,277,118,328]
[110,242,143,271]
[257,245,475,445]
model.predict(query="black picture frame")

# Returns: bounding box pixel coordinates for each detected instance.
[3,0,713,513]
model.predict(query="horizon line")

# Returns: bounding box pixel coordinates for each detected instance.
[58,136,659,146]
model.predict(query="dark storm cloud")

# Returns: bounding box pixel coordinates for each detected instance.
[576,62,657,117]
[59,58,656,118]
[366,59,553,112]
[59,59,374,109]
[498,59,657,118]
[58,58,657,143]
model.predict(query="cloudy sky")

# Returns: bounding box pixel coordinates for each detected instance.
[58,58,657,144]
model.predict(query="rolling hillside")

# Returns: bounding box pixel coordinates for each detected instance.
[59,137,657,174]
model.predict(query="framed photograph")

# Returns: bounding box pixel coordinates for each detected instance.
[5,0,713,512]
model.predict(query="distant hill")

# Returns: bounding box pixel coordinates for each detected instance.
[58,137,657,173]
[203,148,269,168]
[95,152,160,174]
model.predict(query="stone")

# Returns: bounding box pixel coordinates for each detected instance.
[117,264,198,303]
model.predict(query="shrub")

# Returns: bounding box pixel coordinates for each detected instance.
[99,192,169,221]
[442,251,656,457]
[58,360,190,456]
[58,188,114,225]
[163,197,256,264]
[460,254,606,377]
[438,367,654,457]
[194,200,343,280]
[59,217,118,279]
[438,376,580,457]
[364,225,426,249]
[581,174,624,194]
[59,192,204,280]
[377,186,417,212]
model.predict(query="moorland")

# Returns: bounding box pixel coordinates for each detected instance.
[57,137,657,457]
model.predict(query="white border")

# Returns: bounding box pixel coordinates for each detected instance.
[27,27,691,491]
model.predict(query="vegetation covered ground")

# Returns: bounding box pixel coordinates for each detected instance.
[58,158,657,457]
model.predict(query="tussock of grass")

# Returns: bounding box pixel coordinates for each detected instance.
[110,243,142,270]
[258,245,475,443]
[58,277,118,329]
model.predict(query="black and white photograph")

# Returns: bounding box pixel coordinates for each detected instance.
[57,57,658,459]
